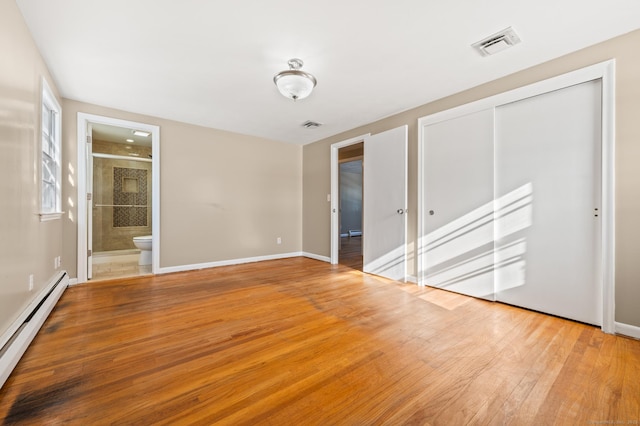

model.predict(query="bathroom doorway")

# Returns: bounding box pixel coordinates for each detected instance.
[91,123,153,280]
[77,113,160,284]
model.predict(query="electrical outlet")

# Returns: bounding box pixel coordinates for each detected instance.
[29,274,34,291]
[54,257,58,269]
[57,256,61,268]
[277,237,282,245]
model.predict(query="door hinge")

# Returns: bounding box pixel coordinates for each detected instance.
[87,193,92,201]
[86,135,92,144]
[87,249,92,257]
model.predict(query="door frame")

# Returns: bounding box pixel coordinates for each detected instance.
[330,134,370,264]
[76,113,161,283]
[417,60,615,333]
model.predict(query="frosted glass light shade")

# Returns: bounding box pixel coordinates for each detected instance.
[273,59,317,101]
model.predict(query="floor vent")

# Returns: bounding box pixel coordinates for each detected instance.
[472,27,521,56]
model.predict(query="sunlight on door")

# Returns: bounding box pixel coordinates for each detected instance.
[420,183,533,299]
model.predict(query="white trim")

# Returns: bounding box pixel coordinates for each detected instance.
[330,134,370,265]
[40,77,62,216]
[600,61,616,334]
[419,61,614,127]
[0,271,68,388]
[303,252,331,263]
[615,322,640,340]
[417,110,426,286]
[406,275,418,284]
[77,113,160,284]
[38,211,65,221]
[157,252,304,274]
[68,278,79,286]
[417,60,616,333]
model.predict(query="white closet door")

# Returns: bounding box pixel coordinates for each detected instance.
[494,80,602,325]
[363,126,407,281]
[421,109,495,299]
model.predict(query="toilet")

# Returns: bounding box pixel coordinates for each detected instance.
[132,235,152,266]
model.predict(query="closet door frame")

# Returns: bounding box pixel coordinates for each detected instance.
[417,60,615,333]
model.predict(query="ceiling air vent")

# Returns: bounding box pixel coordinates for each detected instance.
[472,27,521,56]
[302,120,322,129]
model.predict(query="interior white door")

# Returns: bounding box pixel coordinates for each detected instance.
[86,123,93,280]
[421,109,495,299]
[363,126,407,281]
[494,80,602,325]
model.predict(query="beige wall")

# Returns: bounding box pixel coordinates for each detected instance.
[0,0,64,340]
[303,29,640,327]
[62,100,302,274]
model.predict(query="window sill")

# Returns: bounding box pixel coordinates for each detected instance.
[39,212,64,222]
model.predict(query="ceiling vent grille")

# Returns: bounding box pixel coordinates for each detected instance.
[472,27,521,56]
[302,120,322,129]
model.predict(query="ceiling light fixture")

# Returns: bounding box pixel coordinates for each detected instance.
[132,130,150,137]
[126,139,134,143]
[273,58,317,101]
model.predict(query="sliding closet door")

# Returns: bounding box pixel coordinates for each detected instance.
[421,109,495,299]
[494,80,602,325]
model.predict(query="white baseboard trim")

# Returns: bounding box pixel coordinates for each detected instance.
[615,322,640,339]
[157,252,305,275]
[0,271,68,389]
[68,278,79,286]
[406,275,418,284]
[302,252,331,263]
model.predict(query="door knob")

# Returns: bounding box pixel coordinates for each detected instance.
[397,209,404,215]
[429,210,435,215]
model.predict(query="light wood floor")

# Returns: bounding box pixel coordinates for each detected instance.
[1,257,639,425]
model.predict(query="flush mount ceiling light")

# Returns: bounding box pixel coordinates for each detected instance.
[132,130,150,137]
[273,58,317,101]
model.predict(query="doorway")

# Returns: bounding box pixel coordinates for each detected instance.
[77,113,160,284]
[330,126,408,282]
[338,143,363,270]
[90,123,154,281]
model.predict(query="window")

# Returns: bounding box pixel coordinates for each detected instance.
[40,79,62,220]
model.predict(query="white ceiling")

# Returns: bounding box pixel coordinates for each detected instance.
[16,0,640,145]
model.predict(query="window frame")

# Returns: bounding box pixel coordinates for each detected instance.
[39,78,63,221]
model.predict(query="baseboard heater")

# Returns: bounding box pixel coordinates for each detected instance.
[0,270,68,389]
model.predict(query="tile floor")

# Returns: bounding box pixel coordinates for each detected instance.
[91,251,152,281]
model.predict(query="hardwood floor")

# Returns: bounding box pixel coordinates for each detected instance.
[1,257,639,424]
[339,236,362,270]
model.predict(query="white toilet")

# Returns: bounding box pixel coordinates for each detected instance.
[132,235,152,266]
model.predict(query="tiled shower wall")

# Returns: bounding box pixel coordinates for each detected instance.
[92,140,152,252]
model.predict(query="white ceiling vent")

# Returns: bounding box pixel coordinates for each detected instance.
[302,120,322,129]
[472,27,521,56]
